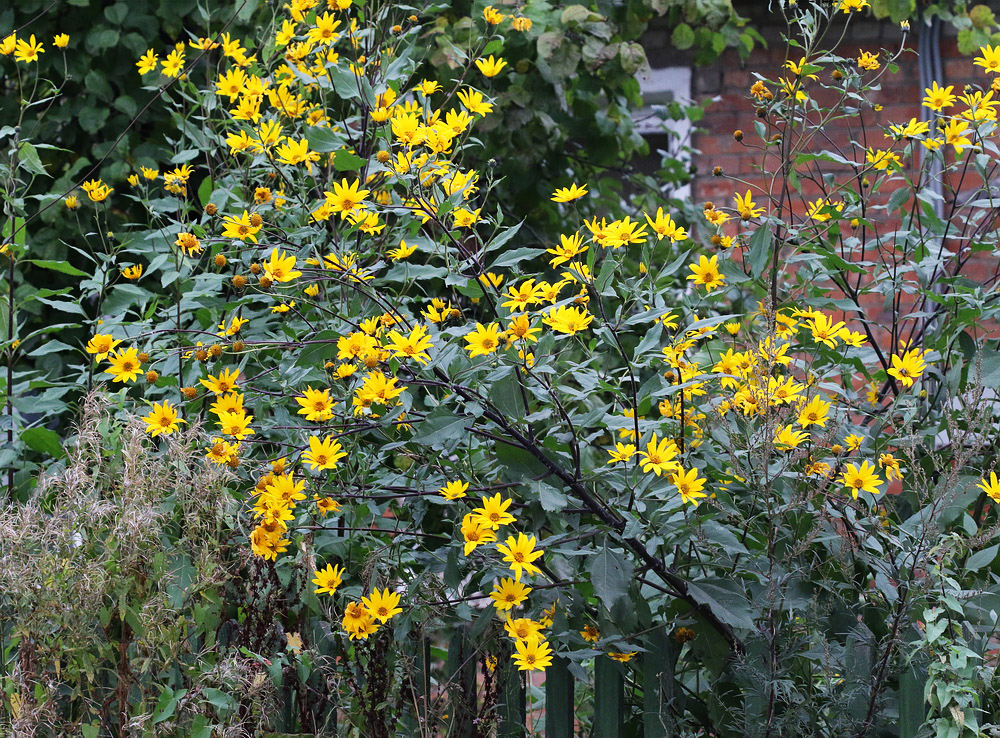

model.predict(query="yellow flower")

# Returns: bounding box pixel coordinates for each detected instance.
[879,453,903,481]
[415,79,441,95]
[607,442,636,464]
[461,513,497,555]
[302,435,347,471]
[296,386,335,421]
[733,190,764,220]
[439,480,469,500]
[217,410,255,439]
[457,88,494,115]
[387,240,417,260]
[490,577,531,610]
[857,51,880,71]
[506,314,540,343]
[136,49,159,74]
[385,324,434,364]
[977,472,1000,502]
[174,232,203,256]
[645,208,688,242]
[496,533,544,580]
[686,254,725,292]
[325,178,369,219]
[542,305,593,335]
[471,493,517,530]
[82,179,113,202]
[200,367,240,395]
[475,55,507,77]
[362,588,402,622]
[551,183,588,203]
[483,5,506,24]
[639,433,680,477]
[505,616,544,643]
[774,425,809,450]
[342,602,378,640]
[315,495,342,515]
[840,460,883,499]
[942,119,972,153]
[143,401,184,437]
[671,466,708,505]
[276,137,321,168]
[837,0,870,12]
[808,313,845,348]
[887,348,926,388]
[797,395,831,428]
[312,563,345,595]
[974,44,1000,74]
[513,639,553,671]
[263,248,303,282]
[465,322,503,358]
[105,347,143,383]
[161,47,185,77]
[14,34,44,63]
[53,34,70,49]
[580,624,600,643]
[205,437,240,465]
[308,12,342,45]
[221,210,263,242]
[452,207,481,228]
[608,651,637,663]
[218,315,248,336]
[866,148,902,171]
[86,333,121,360]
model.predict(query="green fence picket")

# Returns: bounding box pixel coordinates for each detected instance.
[499,654,526,737]
[593,657,623,737]
[446,628,478,738]
[545,655,574,738]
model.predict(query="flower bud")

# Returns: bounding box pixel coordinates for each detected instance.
[215,253,227,268]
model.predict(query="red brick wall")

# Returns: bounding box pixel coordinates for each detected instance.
[685,21,999,340]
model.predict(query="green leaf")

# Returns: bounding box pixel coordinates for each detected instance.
[966,544,998,571]
[490,246,540,269]
[672,23,695,50]
[307,127,345,153]
[747,226,772,280]
[198,176,214,207]
[26,259,89,277]
[18,142,48,177]
[483,221,524,254]
[885,0,916,22]
[333,149,366,171]
[534,480,568,512]
[20,427,64,458]
[686,580,755,630]
[413,414,467,446]
[589,543,631,611]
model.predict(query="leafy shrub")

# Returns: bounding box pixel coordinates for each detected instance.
[5,0,1000,736]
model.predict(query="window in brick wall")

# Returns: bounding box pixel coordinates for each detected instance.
[632,65,693,199]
